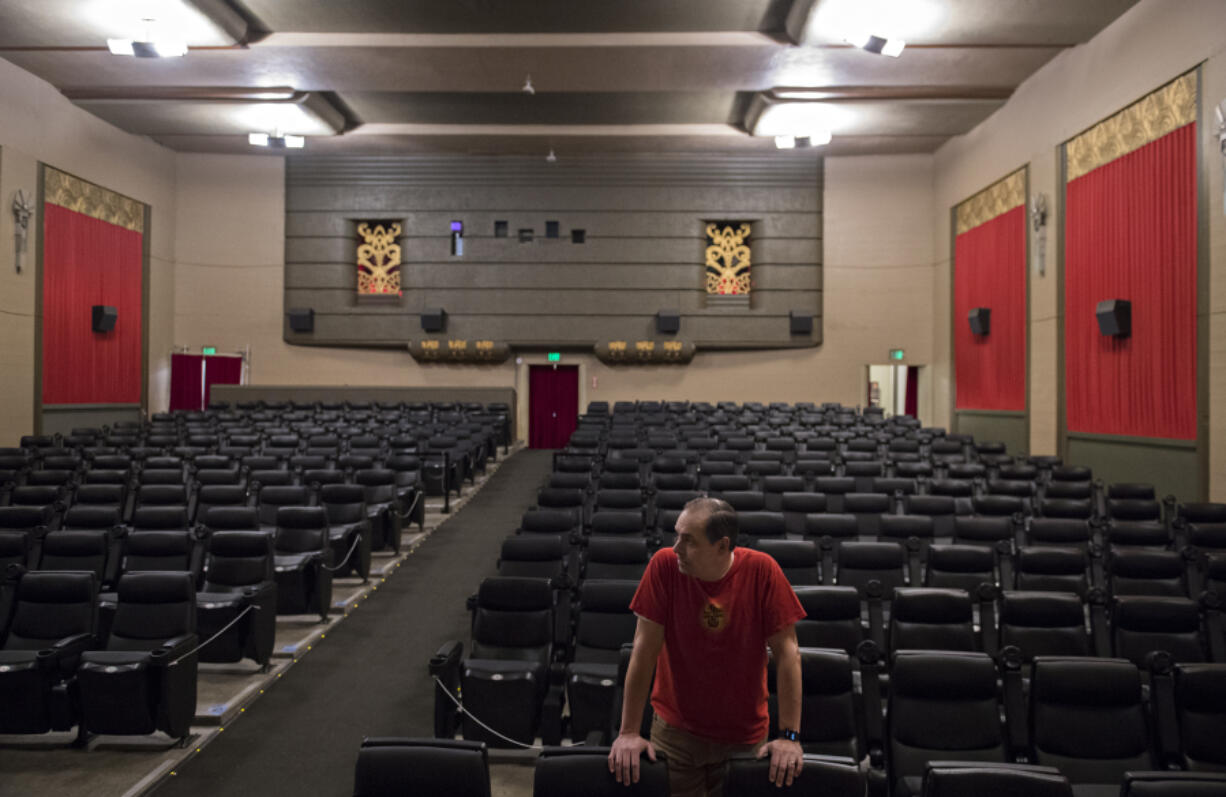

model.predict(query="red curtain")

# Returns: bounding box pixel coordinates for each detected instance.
[169,354,204,411]
[204,355,244,408]
[42,204,143,405]
[954,205,1027,411]
[905,365,920,418]
[529,365,579,449]
[1064,123,1197,440]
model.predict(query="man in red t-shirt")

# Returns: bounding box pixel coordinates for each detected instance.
[608,497,806,797]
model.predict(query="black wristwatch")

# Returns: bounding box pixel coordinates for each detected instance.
[779,728,800,742]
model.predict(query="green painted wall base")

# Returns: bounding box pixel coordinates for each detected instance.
[955,411,1028,458]
[1066,433,1201,502]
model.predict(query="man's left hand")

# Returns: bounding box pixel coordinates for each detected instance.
[756,738,804,788]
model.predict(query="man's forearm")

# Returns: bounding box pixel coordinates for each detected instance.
[618,645,656,735]
[775,649,802,733]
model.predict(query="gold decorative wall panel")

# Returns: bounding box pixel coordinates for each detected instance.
[356,221,402,296]
[42,166,144,233]
[407,339,510,363]
[955,169,1026,235]
[704,222,751,295]
[594,340,696,364]
[1066,71,1197,182]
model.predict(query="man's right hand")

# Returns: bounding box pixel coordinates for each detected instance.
[608,732,657,785]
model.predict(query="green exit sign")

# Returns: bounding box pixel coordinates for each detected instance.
[547,352,561,362]
[202,346,216,355]
[889,349,905,361]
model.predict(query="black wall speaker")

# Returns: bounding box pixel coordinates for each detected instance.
[421,307,447,333]
[968,307,991,336]
[789,311,814,335]
[656,309,681,335]
[91,305,117,333]
[1096,299,1131,337]
[287,307,314,333]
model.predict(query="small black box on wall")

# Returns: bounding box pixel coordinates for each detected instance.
[968,307,991,336]
[91,305,117,333]
[657,309,681,335]
[1096,299,1131,337]
[789,311,813,335]
[421,307,447,333]
[287,307,314,333]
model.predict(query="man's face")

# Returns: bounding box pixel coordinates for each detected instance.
[673,507,728,581]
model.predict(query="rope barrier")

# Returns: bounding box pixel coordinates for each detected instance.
[166,604,256,667]
[323,533,363,572]
[431,675,543,750]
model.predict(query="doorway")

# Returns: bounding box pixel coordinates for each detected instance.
[528,364,579,448]
[866,364,921,419]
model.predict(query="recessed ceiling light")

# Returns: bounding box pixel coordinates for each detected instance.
[774,135,796,149]
[248,133,305,149]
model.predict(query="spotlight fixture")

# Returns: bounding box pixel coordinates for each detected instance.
[774,131,831,150]
[522,74,535,95]
[545,148,557,163]
[106,18,186,58]
[248,132,305,148]
[775,135,796,149]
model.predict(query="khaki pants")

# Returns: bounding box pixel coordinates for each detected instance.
[649,714,765,797]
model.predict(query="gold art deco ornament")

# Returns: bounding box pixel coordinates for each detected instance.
[594,340,695,364]
[956,169,1026,236]
[705,222,751,295]
[407,339,510,364]
[357,222,402,296]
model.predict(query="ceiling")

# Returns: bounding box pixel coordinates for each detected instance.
[0,0,1141,157]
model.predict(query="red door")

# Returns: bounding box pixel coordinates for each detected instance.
[529,364,579,449]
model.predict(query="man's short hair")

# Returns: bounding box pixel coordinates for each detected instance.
[684,496,738,549]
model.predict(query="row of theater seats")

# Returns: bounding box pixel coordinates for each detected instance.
[355,739,1226,797]
[430,401,1226,797]
[0,403,501,746]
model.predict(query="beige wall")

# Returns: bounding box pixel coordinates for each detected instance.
[932,0,1226,499]
[171,153,938,435]
[0,56,178,445]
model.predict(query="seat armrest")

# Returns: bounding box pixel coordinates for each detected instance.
[242,580,277,602]
[150,633,198,666]
[39,632,95,675]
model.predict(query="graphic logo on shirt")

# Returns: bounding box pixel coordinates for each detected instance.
[701,600,727,632]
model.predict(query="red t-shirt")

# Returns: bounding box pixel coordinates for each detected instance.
[629,547,806,745]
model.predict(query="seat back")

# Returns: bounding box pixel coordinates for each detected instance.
[1112,596,1205,667]
[723,753,863,797]
[999,591,1090,661]
[533,747,668,797]
[1172,664,1226,772]
[583,537,650,582]
[572,579,637,663]
[836,540,907,598]
[202,530,275,591]
[792,587,863,653]
[889,588,975,652]
[259,485,311,526]
[38,530,110,581]
[275,506,330,554]
[470,577,554,665]
[354,738,491,797]
[1029,656,1153,782]
[889,651,1006,783]
[2,570,96,650]
[107,571,196,652]
[123,530,198,574]
[202,506,260,532]
[790,650,862,759]
[922,764,1073,797]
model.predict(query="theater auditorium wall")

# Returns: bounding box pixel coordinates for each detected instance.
[0,55,178,443]
[932,0,1226,501]
[173,152,936,420]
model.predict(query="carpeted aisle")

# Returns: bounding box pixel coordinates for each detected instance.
[153,449,554,797]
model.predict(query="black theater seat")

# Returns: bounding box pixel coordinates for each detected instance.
[723,753,863,797]
[196,530,278,669]
[564,579,637,742]
[77,571,198,743]
[534,746,668,797]
[921,763,1073,797]
[353,738,491,797]
[1121,773,1226,797]
[273,506,333,621]
[0,571,97,735]
[889,587,977,653]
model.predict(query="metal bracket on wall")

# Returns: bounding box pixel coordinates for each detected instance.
[12,188,33,274]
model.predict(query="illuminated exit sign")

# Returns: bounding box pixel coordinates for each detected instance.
[547,352,561,362]
[889,349,905,361]
[202,347,216,355]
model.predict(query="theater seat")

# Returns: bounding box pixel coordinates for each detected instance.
[432,577,561,747]
[1167,663,1226,772]
[921,763,1072,797]
[0,571,96,735]
[1121,772,1226,797]
[273,506,333,621]
[888,650,1007,796]
[1029,656,1154,786]
[196,530,278,669]
[534,746,668,797]
[77,571,198,743]
[723,753,863,797]
[889,588,976,653]
[792,586,865,653]
[999,591,1091,662]
[353,738,490,797]
[565,579,637,742]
